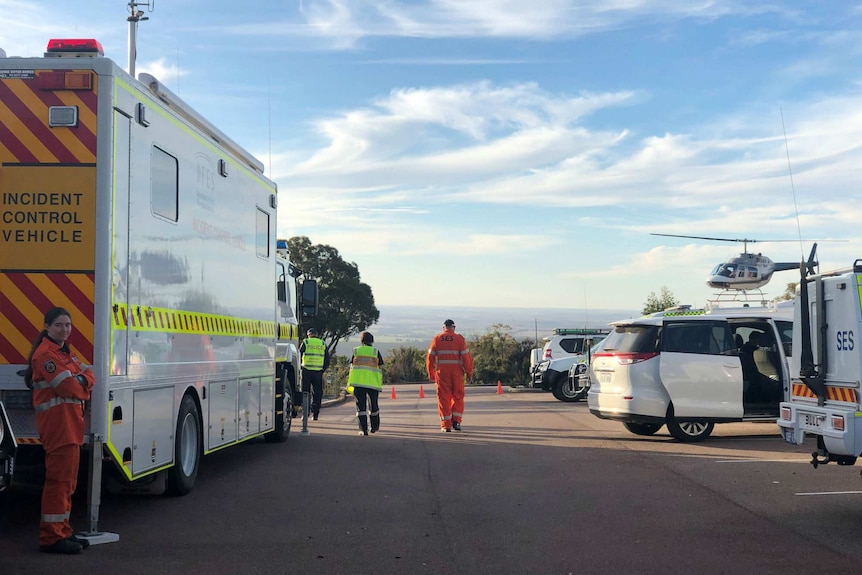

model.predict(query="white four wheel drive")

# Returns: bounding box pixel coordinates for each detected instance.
[531,329,611,402]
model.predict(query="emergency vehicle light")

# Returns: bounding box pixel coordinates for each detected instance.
[46,39,104,56]
[38,71,93,91]
[553,328,611,335]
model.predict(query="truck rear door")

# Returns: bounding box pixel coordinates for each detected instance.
[659,319,743,418]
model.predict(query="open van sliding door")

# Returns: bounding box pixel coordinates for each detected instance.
[659,320,743,419]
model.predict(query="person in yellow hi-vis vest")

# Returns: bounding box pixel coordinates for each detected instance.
[346,332,384,436]
[299,328,330,420]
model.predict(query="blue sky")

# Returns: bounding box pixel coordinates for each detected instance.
[5,1,862,312]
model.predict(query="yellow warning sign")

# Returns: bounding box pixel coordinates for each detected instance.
[0,166,96,271]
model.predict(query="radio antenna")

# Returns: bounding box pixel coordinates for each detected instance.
[780,108,805,263]
[127,1,154,78]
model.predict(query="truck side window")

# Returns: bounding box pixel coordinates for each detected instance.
[276,262,293,318]
[151,146,178,222]
[255,208,270,258]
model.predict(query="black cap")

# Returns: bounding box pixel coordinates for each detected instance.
[443,319,455,327]
[307,327,318,336]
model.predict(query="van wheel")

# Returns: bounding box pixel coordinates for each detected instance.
[623,422,662,436]
[666,419,714,442]
[167,394,201,495]
[552,376,588,402]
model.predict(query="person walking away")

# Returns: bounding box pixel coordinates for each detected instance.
[346,332,384,436]
[23,307,95,554]
[426,319,473,432]
[300,327,330,420]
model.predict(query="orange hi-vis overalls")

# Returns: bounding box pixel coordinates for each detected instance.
[426,329,473,430]
[30,338,95,547]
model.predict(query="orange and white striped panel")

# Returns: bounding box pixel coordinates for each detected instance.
[792,383,857,403]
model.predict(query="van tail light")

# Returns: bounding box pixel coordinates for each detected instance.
[780,406,791,421]
[832,415,845,431]
[593,351,659,365]
[543,349,552,360]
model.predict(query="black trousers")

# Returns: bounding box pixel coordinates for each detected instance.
[302,369,324,417]
[354,387,380,433]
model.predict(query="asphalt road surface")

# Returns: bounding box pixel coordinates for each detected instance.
[3,385,862,574]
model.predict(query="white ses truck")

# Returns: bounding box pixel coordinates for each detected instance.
[778,261,862,468]
[0,39,317,532]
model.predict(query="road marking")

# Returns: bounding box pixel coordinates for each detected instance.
[796,491,862,496]
[713,459,809,463]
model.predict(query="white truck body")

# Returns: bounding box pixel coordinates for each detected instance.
[777,264,862,466]
[0,39,312,528]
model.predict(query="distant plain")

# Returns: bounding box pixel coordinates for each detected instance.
[335,305,639,356]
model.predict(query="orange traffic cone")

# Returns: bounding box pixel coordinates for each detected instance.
[418,385,425,399]
[496,380,503,394]
[391,386,397,399]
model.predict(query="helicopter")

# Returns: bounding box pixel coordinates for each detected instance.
[650,234,819,291]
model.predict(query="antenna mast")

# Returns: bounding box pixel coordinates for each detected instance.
[127,1,153,78]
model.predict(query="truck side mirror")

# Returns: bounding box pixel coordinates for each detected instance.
[301,279,318,318]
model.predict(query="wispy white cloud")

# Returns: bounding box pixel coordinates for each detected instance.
[138,57,189,86]
[176,0,797,51]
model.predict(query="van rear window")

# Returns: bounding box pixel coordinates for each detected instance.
[602,325,659,354]
[559,338,585,354]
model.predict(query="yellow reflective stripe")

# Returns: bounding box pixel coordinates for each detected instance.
[437,350,460,355]
[437,359,463,365]
[112,303,282,337]
[41,512,70,523]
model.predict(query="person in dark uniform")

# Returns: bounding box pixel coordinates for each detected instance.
[299,327,330,420]
[346,331,384,436]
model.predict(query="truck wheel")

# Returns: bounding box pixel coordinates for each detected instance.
[266,364,293,443]
[552,376,588,402]
[666,418,714,443]
[167,393,201,495]
[623,422,662,436]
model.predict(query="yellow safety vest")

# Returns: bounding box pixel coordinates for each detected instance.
[301,337,326,371]
[346,345,383,393]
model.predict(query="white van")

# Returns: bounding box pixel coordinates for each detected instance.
[588,303,794,442]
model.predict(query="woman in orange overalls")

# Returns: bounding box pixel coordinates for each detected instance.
[24,307,95,554]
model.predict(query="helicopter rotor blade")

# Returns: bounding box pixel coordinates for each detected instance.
[650,233,756,244]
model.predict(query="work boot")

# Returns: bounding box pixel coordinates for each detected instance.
[40,538,82,554]
[69,534,90,550]
[441,427,451,433]
[452,422,462,431]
